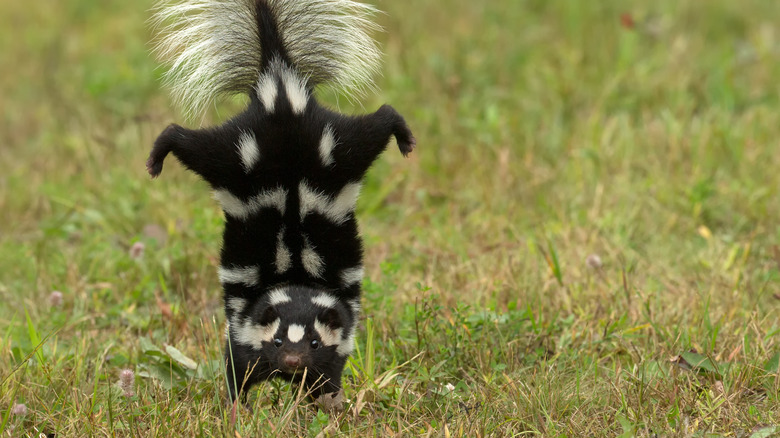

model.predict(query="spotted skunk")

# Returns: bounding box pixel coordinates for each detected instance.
[146,0,415,405]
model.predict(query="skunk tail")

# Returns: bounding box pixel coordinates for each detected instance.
[151,0,382,118]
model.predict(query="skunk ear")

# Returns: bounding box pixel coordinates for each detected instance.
[258,306,278,326]
[317,308,342,330]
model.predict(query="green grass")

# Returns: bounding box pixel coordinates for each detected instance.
[2,0,780,436]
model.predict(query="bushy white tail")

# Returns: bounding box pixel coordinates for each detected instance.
[151,0,383,118]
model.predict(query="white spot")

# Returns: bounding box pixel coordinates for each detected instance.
[268,288,291,305]
[257,72,278,112]
[314,320,343,347]
[213,186,287,220]
[311,293,337,308]
[218,266,260,287]
[301,236,325,278]
[298,181,361,225]
[287,324,305,343]
[318,124,336,166]
[275,229,292,274]
[226,297,248,313]
[340,266,364,288]
[234,317,280,350]
[280,65,308,114]
[236,131,260,173]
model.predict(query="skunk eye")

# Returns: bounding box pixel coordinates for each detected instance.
[273,338,283,348]
[310,339,320,349]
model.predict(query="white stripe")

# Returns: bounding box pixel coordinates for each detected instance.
[275,229,292,274]
[314,320,343,347]
[301,236,325,278]
[252,187,288,215]
[337,329,355,356]
[218,266,259,287]
[213,190,253,220]
[318,124,336,166]
[311,293,337,309]
[339,303,359,356]
[280,65,308,114]
[329,183,361,222]
[234,317,279,350]
[299,182,331,220]
[236,131,260,172]
[213,186,287,220]
[257,72,278,112]
[298,181,361,225]
[347,298,361,317]
[340,266,364,288]
[287,324,305,343]
[226,297,248,313]
[268,288,291,306]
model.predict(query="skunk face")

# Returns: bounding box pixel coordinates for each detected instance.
[225,285,355,396]
[260,289,350,375]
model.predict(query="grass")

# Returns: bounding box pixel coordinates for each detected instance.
[2,0,780,436]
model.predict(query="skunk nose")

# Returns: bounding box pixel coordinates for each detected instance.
[283,355,302,369]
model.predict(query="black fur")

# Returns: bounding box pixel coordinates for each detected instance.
[147,0,414,402]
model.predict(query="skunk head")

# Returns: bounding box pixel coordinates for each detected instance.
[234,285,355,375]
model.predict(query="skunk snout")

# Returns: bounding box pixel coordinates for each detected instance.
[283,354,303,369]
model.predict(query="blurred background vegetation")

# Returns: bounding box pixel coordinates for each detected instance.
[1,0,780,435]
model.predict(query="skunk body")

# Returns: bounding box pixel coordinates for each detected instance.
[147,0,414,404]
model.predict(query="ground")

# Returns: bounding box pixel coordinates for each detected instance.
[1,0,780,436]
